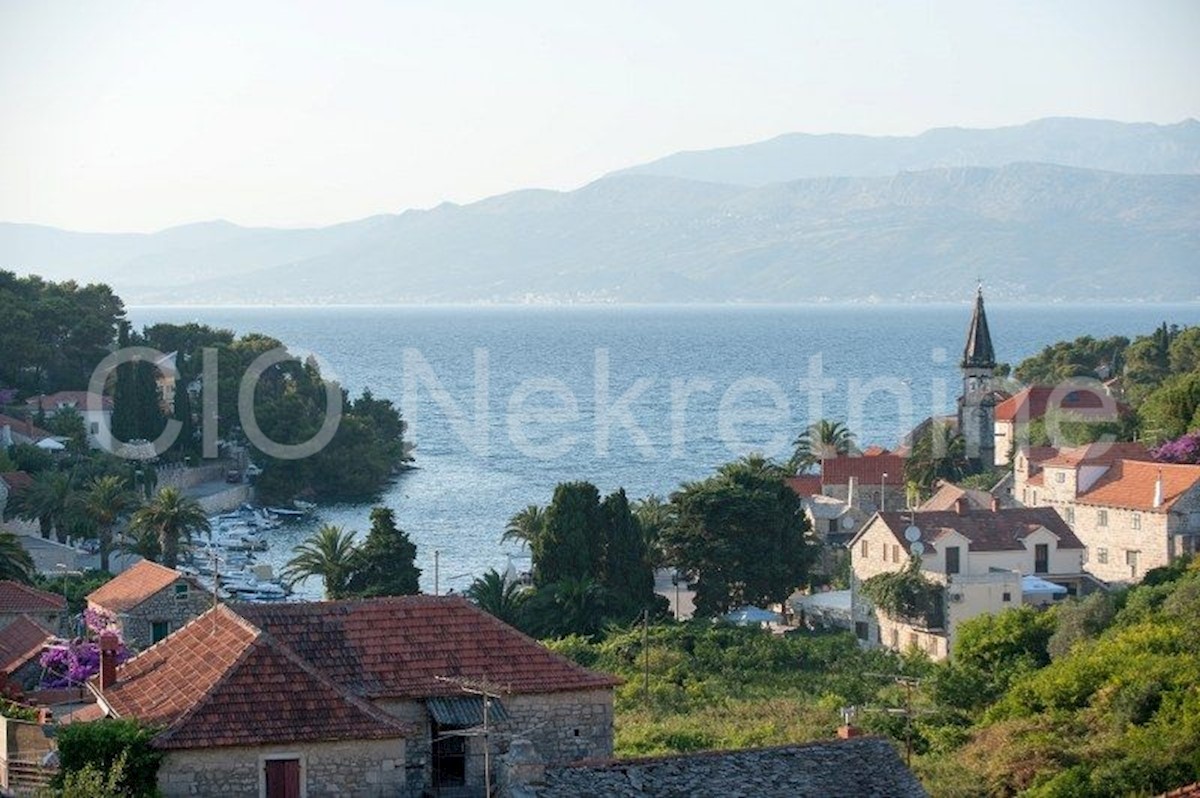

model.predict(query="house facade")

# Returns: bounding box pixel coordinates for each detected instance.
[25,392,114,451]
[86,560,213,650]
[92,596,618,797]
[849,504,1086,659]
[1014,444,1200,583]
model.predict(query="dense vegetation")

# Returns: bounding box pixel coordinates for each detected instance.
[282,507,421,599]
[53,717,163,797]
[546,558,1200,796]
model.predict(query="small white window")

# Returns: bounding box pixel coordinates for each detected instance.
[1066,507,1075,525]
[1056,471,1065,484]
[1131,513,1141,530]
[1098,510,1108,527]
[1097,547,1109,564]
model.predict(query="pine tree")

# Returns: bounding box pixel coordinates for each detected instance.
[533,482,604,587]
[344,507,421,597]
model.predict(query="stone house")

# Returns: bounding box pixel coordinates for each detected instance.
[0,615,53,692]
[90,596,618,797]
[86,560,212,650]
[1014,443,1200,583]
[849,503,1086,660]
[992,384,1126,467]
[25,392,114,451]
[0,581,66,634]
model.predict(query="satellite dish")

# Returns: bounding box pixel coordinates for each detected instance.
[904,525,922,543]
[842,516,855,530]
[909,541,926,556]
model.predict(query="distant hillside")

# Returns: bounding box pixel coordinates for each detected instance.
[2,165,1198,305]
[614,118,1200,186]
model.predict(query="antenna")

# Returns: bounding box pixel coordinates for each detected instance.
[863,673,933,766]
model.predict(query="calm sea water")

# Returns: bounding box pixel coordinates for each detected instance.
[126,303,1200,597]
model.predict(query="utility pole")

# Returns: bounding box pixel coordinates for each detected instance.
[435,675,510,797]
[642,609,650,703]
[864,673,925,767]
[434,550,440,596]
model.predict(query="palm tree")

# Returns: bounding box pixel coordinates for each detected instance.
[790,420,858,474]
[526,576,610,639]
[130,487,210,568]
[282,525,360,599]
[0,530,34,583]
[14,471,72,541]
[76,475,138,572]
[501,504,545,548]
[905,422,969,497]
[116,525,162,563]
[632,494,673,570]
[466,568,528,626]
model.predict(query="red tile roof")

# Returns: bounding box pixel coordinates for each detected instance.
[0,615,53,674]
[0,471,34,493]
[235,596,621,699]
[995,385,1124,423]
[97,605,411,750]
[861,446,891,456]
[87,560,197,613]
[1039,442,1153,469]
[918,482,994,512]
[1077,460,1200,513]
[0,581,66,614]
[869,507,1083,553]
[0,415,54,442]
[25,392,114,412]
[785,475,822,498]
[821,454,907,487]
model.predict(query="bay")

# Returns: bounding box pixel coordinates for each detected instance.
[126,303,1200,598]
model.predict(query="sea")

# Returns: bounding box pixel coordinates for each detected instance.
[125,303,1200,599]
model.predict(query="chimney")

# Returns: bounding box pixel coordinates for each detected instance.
[955,496,969,515]
[1153,470,1164,509]
[847,476,858,510]
[837,706,862,739]
[991,495,1001,512]
[99,632,119,690]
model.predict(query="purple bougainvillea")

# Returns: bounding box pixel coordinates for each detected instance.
[0,387,16,406]
[39,609,129,689]
[1151,432,1200,464]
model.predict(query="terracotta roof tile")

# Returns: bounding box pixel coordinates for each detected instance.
[98,605,410,750]
[0,615,53,673]
[821,454,907,487]
[87,560,197,613]
[1077,460,1200,513]
[1039,442,1153,469]
[0,415,54,442]
[25,392,114,412]
[235,596,620,699]
[785,475,822,498]
[995,385,1124,423]
[918,482,994,512]
[873,506,1084,553]
[0,581,66,614]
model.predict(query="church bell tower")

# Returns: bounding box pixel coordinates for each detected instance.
[958,286,996,467]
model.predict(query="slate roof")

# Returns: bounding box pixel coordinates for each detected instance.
[821,454,907,487]
[235,596,620,699]
[0,615,53,674]
[962,288,996,370]
[995,385,1123,423]
[1076,460,1200,513]
[867,507,1084,553]
[87,560,194,613]
[0,581,67,614]
[96,605,411,750]
[534,737,927,798]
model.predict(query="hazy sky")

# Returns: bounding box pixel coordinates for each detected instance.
[2,0,1197,232]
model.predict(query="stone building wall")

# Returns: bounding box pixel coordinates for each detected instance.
[93,579,213,651]
[157,738,408,797]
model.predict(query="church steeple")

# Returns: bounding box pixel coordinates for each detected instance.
[961,286,996,370]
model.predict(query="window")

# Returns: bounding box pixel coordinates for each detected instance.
[1082,547,1089,564]
[1097,547,1109,564]
[174,583,189,600]
[1066,507,1075,525]
[909,632,919,650]
[855,621,869,641]
[1035,543,1049,574]
[1055,471,1065,484]
[151,621,170,643]
[89,422,99,434]
[945,546,961,575]
[828,519,838,534]
[892,544,900,564]
[1098,510,1108,527]
[1002,591,1012,602]
[1131,513,1141,530]
[1126,549,1139,575]
[890,628,899,648]
[860,540,869,558]
[1032,491,1038,505]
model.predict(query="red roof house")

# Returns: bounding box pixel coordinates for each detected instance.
[0,581,65,632]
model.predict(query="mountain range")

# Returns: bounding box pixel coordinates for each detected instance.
[2,117,1198,304]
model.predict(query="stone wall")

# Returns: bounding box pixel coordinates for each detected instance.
[158,463,231,492]
[195,484,254,515]
[157,737,407,797]
[94,579,213,652]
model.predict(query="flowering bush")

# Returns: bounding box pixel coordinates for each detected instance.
[39,609,129,689]
[1151,432,1200,464]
